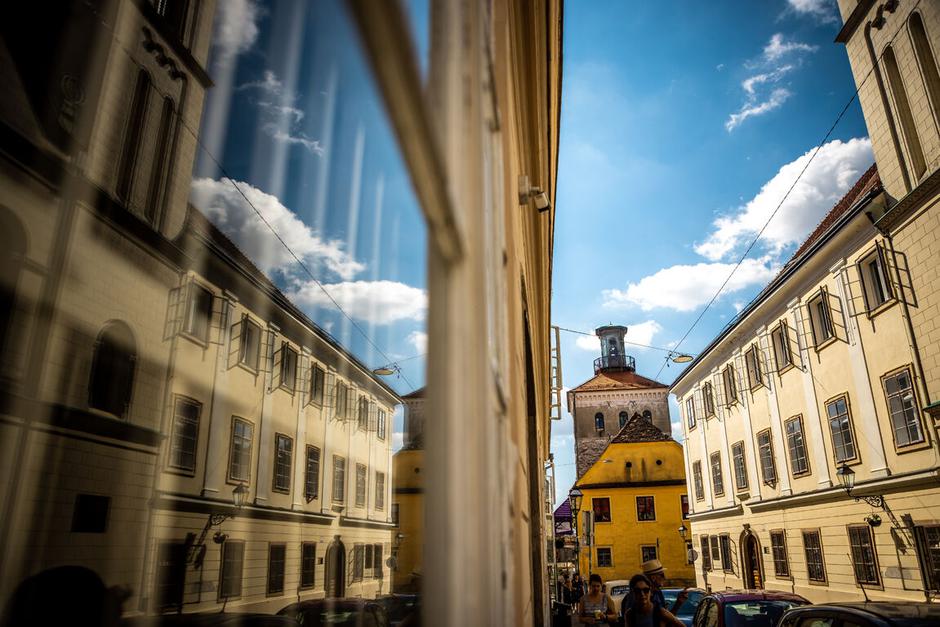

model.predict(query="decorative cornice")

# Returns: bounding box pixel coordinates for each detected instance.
[577,479,686,490]
[875,166,940,233]
[835,0,876,44]
[687,504,743,522]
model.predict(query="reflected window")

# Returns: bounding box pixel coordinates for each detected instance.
[375,471,385,510]
[267,543,286,594]
[117,70,151,204]
[279,344,297,392]
[305,446,321,501]
[358,396,369,430]
[228,418,253,483]
[169,396,201,473]
[273,433,293,493]
[237,316,261,371]
[183,283,213,343]
[219,540,245,599]
[377,408,387,440]
[88,322,136,418]
[301,542,316,590]
[309,364,326,405]
[355,463,367,507]
[332,456,346,503]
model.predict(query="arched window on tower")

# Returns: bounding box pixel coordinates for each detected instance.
[88,321,136,419]
[643,410,653,422]
[117,70,152,205]
[594,412,605,432]
[883,44,927,180]
[0,208,25,362]
[619,411,628,428]
[909,12,940,134]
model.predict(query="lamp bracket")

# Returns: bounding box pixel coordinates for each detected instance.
[854,494,886,509]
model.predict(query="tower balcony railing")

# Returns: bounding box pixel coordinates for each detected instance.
[594,354,635,374]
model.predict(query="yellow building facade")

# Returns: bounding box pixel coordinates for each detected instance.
[392,390,425,593]
[574,417,694,587]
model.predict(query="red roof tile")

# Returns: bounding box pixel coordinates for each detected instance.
[569,369,668,393]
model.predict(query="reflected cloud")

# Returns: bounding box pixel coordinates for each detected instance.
[289,280,427,325]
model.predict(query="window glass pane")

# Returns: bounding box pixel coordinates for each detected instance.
[884,370,923,447]
[169,397,200,472]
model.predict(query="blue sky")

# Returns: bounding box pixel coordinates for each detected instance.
[550,0,873,506]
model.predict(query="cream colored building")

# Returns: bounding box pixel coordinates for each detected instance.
[0,0,562,625]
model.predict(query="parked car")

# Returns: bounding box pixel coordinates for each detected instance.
[372,594,419,626]
[607,579,631,610]
[277,599,388,627]
[779,602,940,627]
[692,590,810,627]
[123,614,300,626]
[662,588,706,627]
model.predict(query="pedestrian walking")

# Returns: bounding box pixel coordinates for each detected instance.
[621,574,684,627]
[577,573,617,624]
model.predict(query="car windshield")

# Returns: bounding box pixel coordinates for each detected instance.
[724,600,804,627]
[674,591,704,616]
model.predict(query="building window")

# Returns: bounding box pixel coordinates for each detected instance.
[309,364,325,405]
[273,434,293,493]
[279,344,297,392]
[723,365,737,405]
[219,541,245,599]
[745,344,763,390]
[808,291,835,347]
[355,463,367,507]
[154,542,186,611]
[237,316,261,371]
[301,542,316,589]
[71,494,110,533]
[182,283,213,343]
[619,411,628,428]
[703,382,715,417]
[681,494,689,519]
[686,397,696,430]
[168,396,200,473]
[375,472,386,510]
[365,545,374,579]
[710,452,724,497]
[641,545,658,563]
[305,446,320,501]
[151,0,189,38]
[883,368,925,448]
[910,12,940,134]
[353,544,365,582]
[701,536,712,571]
[770,530,790,578]
[594,412,605,432]
[268,544,286,594]
[884,45,927,180]
[117,70,151,203]
[859,248,893,311]
[592,497,612,523]
[825,395,858,463]
[335,381,348,419]
[757,429,777,487]
[719,535,732,571]
[642,409,652,422]
[784,415,810,477]
[771,322,794,372]
[597,547,613,568]
[848,525,880,586]
[636,496,656,521]
[914,525,940,591]
[392,503,400,527]
[377,409,387,440]
[358,397,369,430]
[710,536,721,569]
[692,461,705,501]
[228,418,253,483]
[731,441,748,491]
[88,322,136,419]
[802,530,827,583]
[332,456,346,503]
[373,544,384,578]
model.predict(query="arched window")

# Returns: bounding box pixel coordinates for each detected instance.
[909,12,940,133]
[146,96,176,226]
[88,321,136,418]
[594,412,605,432]
[884,45,927,180]
[0,207,26,359]
[619,411,628,428]
[117,70,152,204]
[643,410,653,422]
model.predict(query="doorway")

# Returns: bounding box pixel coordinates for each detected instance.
[325,537,346,598]
[742,533,763,589]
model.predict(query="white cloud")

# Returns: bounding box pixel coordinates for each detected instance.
[238,71,324,156]
[575,335,600,352]
[726,88,792,131]
[407,330,428,353]
[265,125,324,155]
[716,63,725,71]
[392,430,404,452]
[787,0,839,24]
[259,102,304,124]
[212,0,262,66]
[742,65,794,96]
[602,258,778,312]
[627,320,663,347]
[190,178,364,279]
[288,280,427,325]
[763,33,817,62]
[694,137,874,260]
[237,70,283,96]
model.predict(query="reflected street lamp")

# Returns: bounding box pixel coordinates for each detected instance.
[187,483,248,564]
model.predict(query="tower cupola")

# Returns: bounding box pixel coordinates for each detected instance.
[594,324,635,374]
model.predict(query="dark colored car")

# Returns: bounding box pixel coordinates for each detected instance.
[692,590,810,627]
[779,602,940,627]
[662,588,706,627]
[277,599,389,627]
[123,614,300,626]
[372,594,419,626]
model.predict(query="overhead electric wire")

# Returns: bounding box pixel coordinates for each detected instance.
[652,0,921,383]
[77,0,418,392]
[554,325,694,357]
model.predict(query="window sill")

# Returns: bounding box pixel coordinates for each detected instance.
[234,361,260,376]
[807,579,829,586]
[813,336,838,353]
[866,297,898,320]
[164,467,197,478]
[791,470,812,479]
[895,440,931,455]
[272,487,291,495]
[777,363,797,377]
[180,331,210,348]
[277,384,296,396]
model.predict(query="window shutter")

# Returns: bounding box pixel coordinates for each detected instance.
[271,343,283,388]
[785,322,802,368]
[714,374,726,409]
[346,386,356,421]
[368,401,377,431]
[165,285,185,338]
[826,290,847,341]
[228,317,242,367]
[844,264,867,318]
[325,372,336,411]
[881,241,911,304]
